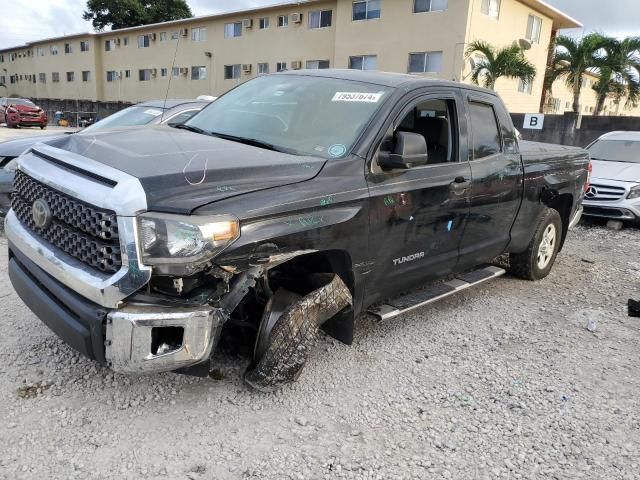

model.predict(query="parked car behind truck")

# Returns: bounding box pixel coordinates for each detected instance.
[583,131,640,224]
[0,98,47,129]
[5,70,590,391]
[0,99,212,215]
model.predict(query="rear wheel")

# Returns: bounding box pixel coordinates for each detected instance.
[509,208,562,281]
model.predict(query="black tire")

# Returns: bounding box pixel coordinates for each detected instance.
[244,274,352,392]
[509,208,562,281]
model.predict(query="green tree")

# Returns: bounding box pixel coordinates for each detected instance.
[592,37,640,116]
[543,33,609,114]
[83,0,193,31]
[465,41,536,91]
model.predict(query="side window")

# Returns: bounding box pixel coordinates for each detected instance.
[469,102,501,160]
[393,98,457,165]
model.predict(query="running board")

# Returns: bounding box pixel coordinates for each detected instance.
[368,266,506,321]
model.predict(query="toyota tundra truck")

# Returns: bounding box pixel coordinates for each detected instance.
[5,70,590,391]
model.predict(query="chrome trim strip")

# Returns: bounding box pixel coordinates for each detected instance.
[106,306,224,374]
[22,143,147,216]
[5,211,151,308]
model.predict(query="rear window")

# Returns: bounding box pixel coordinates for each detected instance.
[469,102,501,160]
[588,139,640,163]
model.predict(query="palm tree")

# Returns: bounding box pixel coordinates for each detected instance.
[465,41,536,91]
[544,33,609,113]
[592,37,640,115]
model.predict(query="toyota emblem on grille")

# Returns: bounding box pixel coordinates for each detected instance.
[585,186,598,199]
[32,199,52,229]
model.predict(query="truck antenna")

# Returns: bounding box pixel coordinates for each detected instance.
[160,33,181,124]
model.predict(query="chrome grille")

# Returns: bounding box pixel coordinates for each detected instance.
[11,170,122,273]
[587,183,626,202]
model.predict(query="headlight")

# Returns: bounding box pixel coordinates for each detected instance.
[628,185,640,199]
[137,212,240,271]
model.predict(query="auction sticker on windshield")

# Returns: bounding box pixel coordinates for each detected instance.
[144,109,163,117]
[332,92,384,103]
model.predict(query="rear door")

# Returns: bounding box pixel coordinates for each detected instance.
[366,89,472,301]
[457,94,523,269]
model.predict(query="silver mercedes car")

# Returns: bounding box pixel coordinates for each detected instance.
[583,131,640,223]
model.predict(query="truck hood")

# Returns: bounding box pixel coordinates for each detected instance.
[43,126,327,214]
[0,134,68,158]
[591,159,640,183]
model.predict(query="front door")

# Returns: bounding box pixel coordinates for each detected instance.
[366,92,471,302]
[457,97,524,269]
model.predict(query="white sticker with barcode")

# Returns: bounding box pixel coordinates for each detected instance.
[144,109,163,117]
[332,92,384,103]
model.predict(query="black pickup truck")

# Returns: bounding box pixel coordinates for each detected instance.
[6,70,590,391]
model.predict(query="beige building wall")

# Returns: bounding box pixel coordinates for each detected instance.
[463,0,554,113]
[3,0,610,117]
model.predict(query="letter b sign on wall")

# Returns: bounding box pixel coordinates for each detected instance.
[523,113,545,130]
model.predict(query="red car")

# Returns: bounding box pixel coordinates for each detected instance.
[0,98,47,129]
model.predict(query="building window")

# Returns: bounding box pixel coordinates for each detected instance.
[106,71,118,82]
[276,62,287,72]
[161,68,168,77]
[258,62,269,74]
[66,72,75,82]
[349,55,378,70]
[408,51,443,73]
[0,54,3,63]
[80,41,90,52]
[82,71,91,82]
[52,72,60,83]
[36,47,45,57]
[125,70,131,78]
[224,64,242,79]
[138,35,150,48]
[224,22,242,38]
[306,60,330,69]
[65,43,73,54]
[259,17,270,29]
[139,69,153,81]
[171,31,179,40]
[481,0,500,18]
[50,45,59,55]
[38,73,46,83]
[526,14,542,44]
[191,66,207,80]
[123,37,129,46]
[192,27,207,42]
[278,15,289,27]
[105,40,115,51]
[414,0,448,13]
[518,78,532,94]
[172,67,181,77]
[309,10,333,28]
[353,0,381,20]
[160,32,167,42]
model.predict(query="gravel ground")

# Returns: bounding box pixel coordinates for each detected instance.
[0,224,638,480]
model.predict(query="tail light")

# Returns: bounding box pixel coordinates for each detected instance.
[584,161,592,193]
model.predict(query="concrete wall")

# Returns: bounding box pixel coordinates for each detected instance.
[512,112,640,147]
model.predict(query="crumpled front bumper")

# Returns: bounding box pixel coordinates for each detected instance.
[9,242,226,375]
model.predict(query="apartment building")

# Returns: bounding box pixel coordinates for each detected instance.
[0,0,582,113]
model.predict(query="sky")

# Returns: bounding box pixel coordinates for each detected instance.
[0,0,638,50]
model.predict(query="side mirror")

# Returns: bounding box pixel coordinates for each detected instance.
[378,131,428,169]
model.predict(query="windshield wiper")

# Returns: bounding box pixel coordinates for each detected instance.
[173,124,207,135]
[209,131,289,153]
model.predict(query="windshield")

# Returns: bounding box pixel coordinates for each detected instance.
[83,106,165,132]
[589,139,640,163]
[186,75,392,159]
[9,99,37,108]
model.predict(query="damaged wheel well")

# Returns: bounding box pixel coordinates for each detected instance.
[268,250,356,345]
